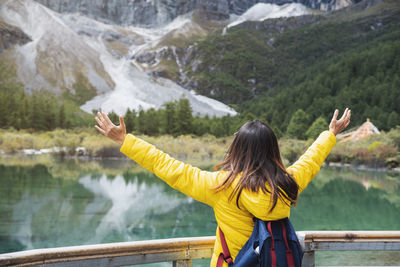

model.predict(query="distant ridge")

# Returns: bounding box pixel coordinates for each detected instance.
[33,0,358,27]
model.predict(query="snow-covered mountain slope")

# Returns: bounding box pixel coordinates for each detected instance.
[0,0,236,116]
[63,12,236,116]
[227,3,313,29]
[0,0,114,96]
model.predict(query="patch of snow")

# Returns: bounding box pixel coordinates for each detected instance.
[127,14,194,56]
[23,148,47,155]
[190,91,236,116]
[171,46,184,84]
[333,0,354,11]
[21,147,68,155]
[227,3,313,29]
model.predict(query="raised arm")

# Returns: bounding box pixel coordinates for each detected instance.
[287,108,351,192]
[94,112,219,207]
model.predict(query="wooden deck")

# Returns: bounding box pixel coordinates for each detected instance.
[0,231,399,266]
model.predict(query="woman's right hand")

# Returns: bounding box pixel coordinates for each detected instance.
[329,108,351,136]
[95,112,127,145]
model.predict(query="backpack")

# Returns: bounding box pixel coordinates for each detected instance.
[217,218,303,267]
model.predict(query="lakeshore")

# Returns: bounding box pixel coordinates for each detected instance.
[328,162,400,173]
[0,128,399,171]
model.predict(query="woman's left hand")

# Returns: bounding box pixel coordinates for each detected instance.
[95,112,126,145]
[329,108,351,136]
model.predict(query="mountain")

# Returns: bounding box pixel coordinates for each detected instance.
[1,0,334,117]
[34,0,358,27]
[0,0,238,117]
[0,0,382,121]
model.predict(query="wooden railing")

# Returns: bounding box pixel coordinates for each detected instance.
[1,231,399,267]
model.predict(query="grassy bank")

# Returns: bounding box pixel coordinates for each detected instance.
[0,127,399,169]
[0,128,231,167]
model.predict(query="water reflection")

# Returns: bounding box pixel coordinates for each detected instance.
[291,167,400,231]
[12,192,46,250]
[79,174,182,243]
[0,164,213,253]
[0,162,399,266]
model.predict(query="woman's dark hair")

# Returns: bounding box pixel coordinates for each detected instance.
[214,120,299,213]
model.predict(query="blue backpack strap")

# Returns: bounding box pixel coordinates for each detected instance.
[282,218,299,241]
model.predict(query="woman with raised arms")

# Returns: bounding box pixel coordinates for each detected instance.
[95,108,351,267]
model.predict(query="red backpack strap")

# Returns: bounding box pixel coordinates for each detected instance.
[281,221,295,267]
[217,227,233,267]
[267,222,277,267]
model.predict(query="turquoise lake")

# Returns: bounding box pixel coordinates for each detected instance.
[0,156,399,266]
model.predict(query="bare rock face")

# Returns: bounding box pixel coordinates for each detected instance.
[0,21,31,53]
[34,0,359,27]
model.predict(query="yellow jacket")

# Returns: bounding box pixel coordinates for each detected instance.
[120,130,336,267]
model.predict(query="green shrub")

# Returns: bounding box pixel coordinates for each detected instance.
[306,117,328,139]
[280,138,311,164]
[388,126,400,148]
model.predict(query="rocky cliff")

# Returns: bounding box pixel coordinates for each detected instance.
[35,0,359,27]
[0,20,31,53]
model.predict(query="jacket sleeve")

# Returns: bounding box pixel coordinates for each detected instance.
[287,131,336,193]
[120,134,219,207]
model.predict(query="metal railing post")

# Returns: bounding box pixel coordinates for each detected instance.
[173,259,192,267]
[302,251,315,267]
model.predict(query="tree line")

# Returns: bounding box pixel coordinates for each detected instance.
[0,85,396,140]
[104,98,237,137]
[0,88,239,137]
[110,98,337,139]
[0,89,68,131]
